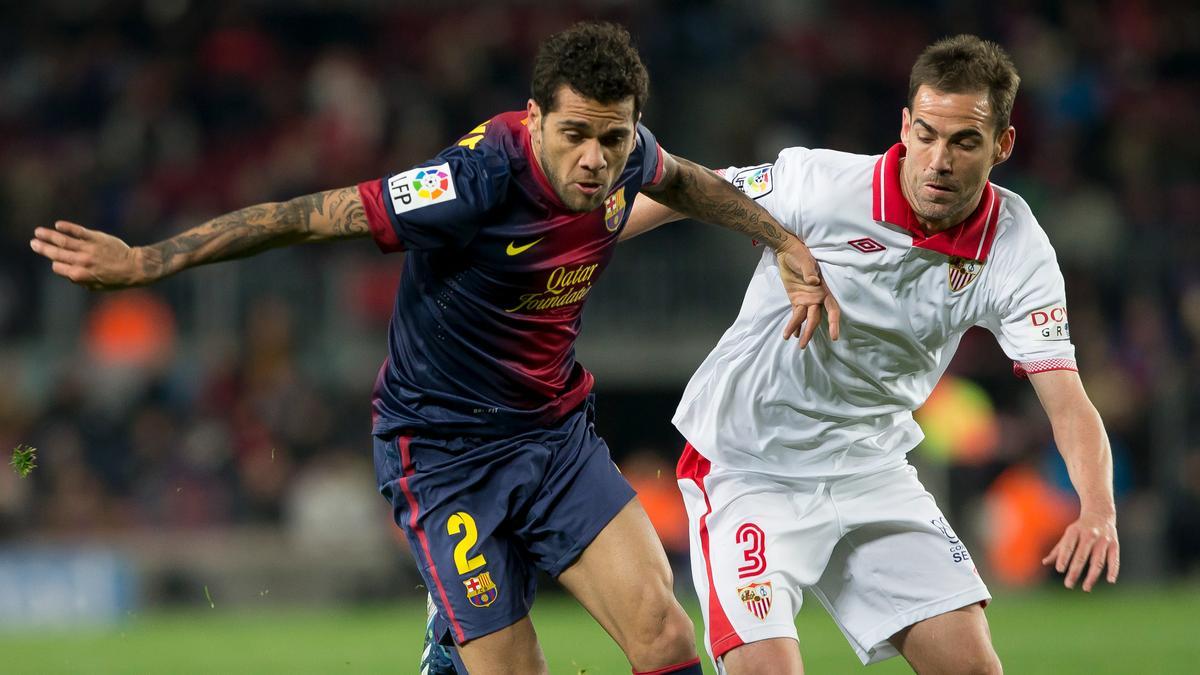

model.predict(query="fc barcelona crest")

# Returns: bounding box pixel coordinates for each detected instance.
[604,190,627,232]
[736,581,773,620]
[464,571,499,608]
[947,256,983,292]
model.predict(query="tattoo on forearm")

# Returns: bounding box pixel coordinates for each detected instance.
[139,187,369,279]
[655,158,789,249]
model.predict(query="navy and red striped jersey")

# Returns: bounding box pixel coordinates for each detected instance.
[357,111,663,437]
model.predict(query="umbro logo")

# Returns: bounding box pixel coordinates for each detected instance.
[849,237,885,253]
[506,237,543,256]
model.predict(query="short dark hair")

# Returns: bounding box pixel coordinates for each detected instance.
[531,21,649,119]
[908,34,1020,135]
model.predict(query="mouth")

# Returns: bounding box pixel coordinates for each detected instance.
[573,181,603,196]
[923,182,956,194]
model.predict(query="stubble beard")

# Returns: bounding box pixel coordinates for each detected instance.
[539,148,605,213]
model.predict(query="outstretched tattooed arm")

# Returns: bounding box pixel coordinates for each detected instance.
[30,186,369,289]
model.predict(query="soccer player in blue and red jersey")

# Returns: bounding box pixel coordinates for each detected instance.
[31,22,836,675]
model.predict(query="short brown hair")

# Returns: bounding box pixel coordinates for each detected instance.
[908,35,1020,135]
[531,21,649,119]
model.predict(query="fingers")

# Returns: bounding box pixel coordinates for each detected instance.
[50,261,89,284]
[1064,529,1095,588]
[30,238,87,265]
[1107,539,1120,583]
[1041,543,1058,567]
[824,294,841,341]
[1081,539,1107,592]
[1050,529,1078,574]
[33,226,86,251]
[1044,523,1121,591]
[54,220,96,240]
[797,304,821,348]
[781,305,805,341]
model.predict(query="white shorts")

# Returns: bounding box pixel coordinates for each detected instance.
[676,443,990,667]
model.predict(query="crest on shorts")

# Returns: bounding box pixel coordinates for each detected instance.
[736,581,773,620]
[947,256,983,292]
[604,190,627,231]
[464,570,498,608]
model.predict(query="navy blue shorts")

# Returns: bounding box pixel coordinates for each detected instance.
[374,395,635,645]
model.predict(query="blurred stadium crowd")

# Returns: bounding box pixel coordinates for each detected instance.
[1,0,1199,596]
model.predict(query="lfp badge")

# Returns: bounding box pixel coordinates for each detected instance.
[737,581,773,620]
[464,571,499,608]
[604,190,627,232]
[413,168,451,200]
[732,165,774,200]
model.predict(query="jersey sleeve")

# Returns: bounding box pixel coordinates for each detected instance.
[718,147,803,238]
[980,224,1077,378]
[636,123,665,188]
[356,142,510,253]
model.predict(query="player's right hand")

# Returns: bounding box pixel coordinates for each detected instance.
[30,221,145,290]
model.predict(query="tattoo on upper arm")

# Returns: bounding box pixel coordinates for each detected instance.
[654,157,788,249]
[321,186,369,236]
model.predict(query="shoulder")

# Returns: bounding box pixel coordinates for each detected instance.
[447,111,526,162]
[770,146,876,183]
[752,147,876,205]
[984,184,1065,294]
[991,185,1055,259]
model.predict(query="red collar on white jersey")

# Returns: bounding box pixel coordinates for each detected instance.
[872,143,1001,263]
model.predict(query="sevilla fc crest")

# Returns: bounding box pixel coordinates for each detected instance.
[947,256,983,292]
[464,571,498,608]
[604,190,627,232]
[737,581,773,620]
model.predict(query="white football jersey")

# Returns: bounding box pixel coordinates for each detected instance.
[673,144,1076,477]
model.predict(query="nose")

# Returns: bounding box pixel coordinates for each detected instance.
[579,139,606,174]
[929,141,953,174]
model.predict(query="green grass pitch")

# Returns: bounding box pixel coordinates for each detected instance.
[2,586,1197,673]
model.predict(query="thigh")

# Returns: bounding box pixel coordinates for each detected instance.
[516,405,637,576]
[375,434,537,645]
[812,463,991,665]
[554,497,674,643]
[676,444,840,664]
[889,603,999,675]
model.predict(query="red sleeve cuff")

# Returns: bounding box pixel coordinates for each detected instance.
[357,179,405,253]
[646,143,665,187]
[1013,359,1078,379]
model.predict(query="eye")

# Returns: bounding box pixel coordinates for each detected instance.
[563,131,583,143]
[917,135,934,144]
[600,134,627,148]
[957,140,979,150]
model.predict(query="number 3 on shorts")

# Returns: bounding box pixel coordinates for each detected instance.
[447,511,487,575]
[737,522,767,578]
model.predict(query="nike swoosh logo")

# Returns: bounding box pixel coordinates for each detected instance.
[506,237,544,256]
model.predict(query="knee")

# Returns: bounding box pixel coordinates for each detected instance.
[624,591,696,665]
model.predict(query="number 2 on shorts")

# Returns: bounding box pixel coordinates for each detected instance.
[736,522,767,578]
[447,511,487,575]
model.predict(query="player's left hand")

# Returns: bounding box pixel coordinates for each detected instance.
[1042,510,1119,591]
[776,238,840,348]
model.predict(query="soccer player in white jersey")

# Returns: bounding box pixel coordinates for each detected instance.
[625,35,1119,674]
